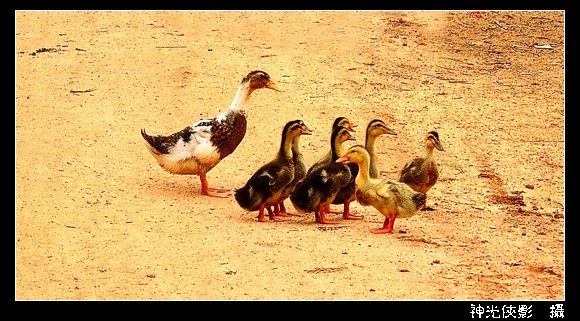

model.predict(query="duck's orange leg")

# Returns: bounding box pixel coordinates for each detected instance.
[257,204,277,223]
[342,200,364,220]
[276,198,298,216]
[257,204,268,222]
[317,204,338,224]
[370,213,396,234]
[199,172,229,198]
[266,205,277,221]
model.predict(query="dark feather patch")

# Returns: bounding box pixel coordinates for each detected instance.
[211,112,247,159]
[290,163,351,213]
[428,131,439,140]
[141,126,193,154]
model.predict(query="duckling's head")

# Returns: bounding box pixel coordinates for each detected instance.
[366,119,397,137]
[284,120,313,141]
[297,120,314,136]
[336,145,369,165]
[332,125,356,145]
[241,70,284,92]
[425,131,444,151]
[332,117,357,132]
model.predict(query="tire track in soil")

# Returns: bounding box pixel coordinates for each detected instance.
[388,11,563,299]
[476,154,525,209]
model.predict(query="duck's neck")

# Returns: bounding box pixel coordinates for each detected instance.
[424,145,435,160]
[291,136,302,160]
[279,133,296,161]
[365,134,378,151]
[330,139,344,162]
[365,135,379,168]
[228,82,255,113]
[355,155,372,187]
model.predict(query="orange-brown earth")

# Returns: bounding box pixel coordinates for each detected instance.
[16,11,564,300]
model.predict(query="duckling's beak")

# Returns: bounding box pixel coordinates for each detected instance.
[384,127,397,135]
[302,127,314,135]
[267,80,284,92]
[434,140,445,151]
[336,155,349,163]
[348,122,358,132]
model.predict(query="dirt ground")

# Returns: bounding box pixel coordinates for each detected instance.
[15,11,564,300]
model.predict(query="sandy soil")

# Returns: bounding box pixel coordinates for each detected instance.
[15,11,564,300]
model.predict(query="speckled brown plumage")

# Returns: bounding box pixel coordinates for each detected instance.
[211,111,247,159]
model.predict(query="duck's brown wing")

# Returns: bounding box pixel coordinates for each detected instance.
[398,158,427,186]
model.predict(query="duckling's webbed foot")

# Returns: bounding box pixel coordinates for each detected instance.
[276,199,299,217]
[257,204,272,223]
[256,204,282,222]
[370,213,396,234]
[316,204,338,224]
[273,200,289,218]
[420,203,437,211]
[341,201,364,220]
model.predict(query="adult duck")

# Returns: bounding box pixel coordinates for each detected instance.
[234,120,312,222]
[141,70,283,197]
[398,131,444,210]
[337,145,426,233]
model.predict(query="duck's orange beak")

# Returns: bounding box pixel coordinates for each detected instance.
[267,80,284,92]
[336,155,349,163]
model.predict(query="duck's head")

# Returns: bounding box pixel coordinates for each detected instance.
[332,116,357,132]
[425,131,444,151]
[241,70,284,92]
[297,120,314,136]
[285,120,313,141]
[336,145,369,164]
[332,125,356,145]
[366,119,397,137]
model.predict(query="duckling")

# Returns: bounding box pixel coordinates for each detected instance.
[306,117,357,176]
[290,126,355,224]
[141,70,283,197]
[276,133,309,216]
[234,120,312,222]
[398,131,444,210]
[329,119,398,219]
[365,119,398,178]
[337,145,426,233]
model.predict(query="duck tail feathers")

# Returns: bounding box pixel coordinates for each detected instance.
[141,128,152,142]
[140,128,162,155]
[413,192,427,209]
